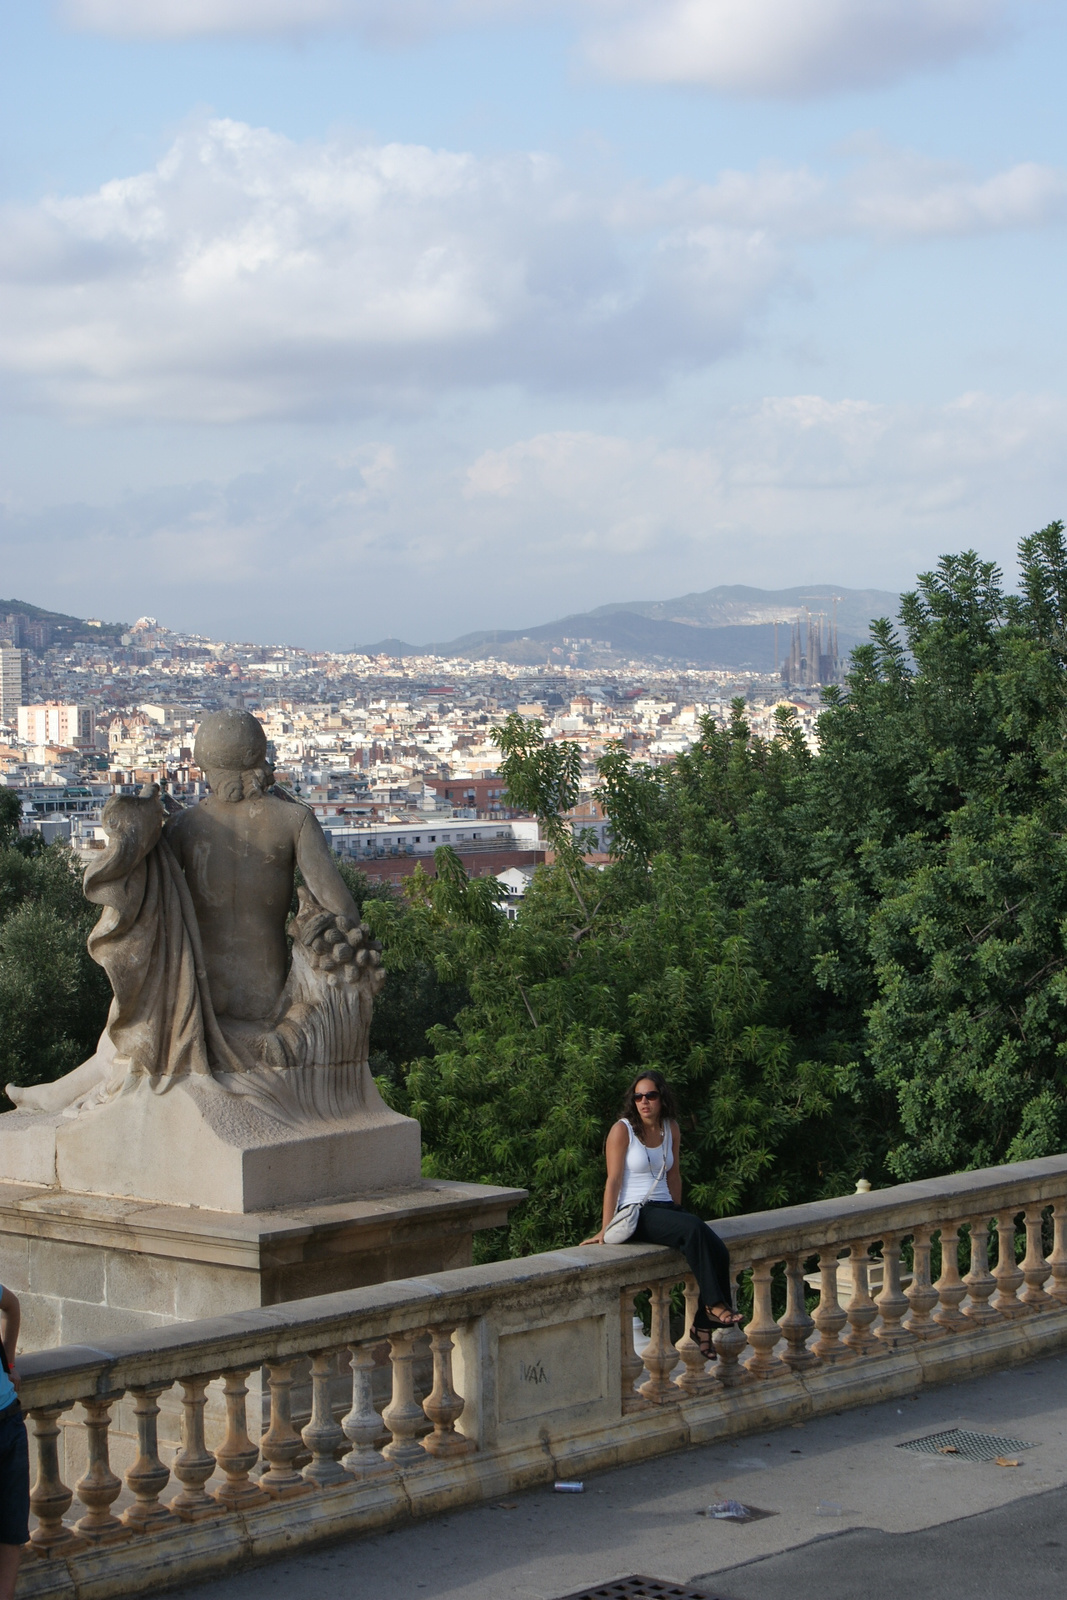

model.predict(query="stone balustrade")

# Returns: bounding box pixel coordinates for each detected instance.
[15,1152,1067,1600]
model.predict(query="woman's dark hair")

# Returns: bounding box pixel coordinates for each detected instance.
[621,1070,677,1141]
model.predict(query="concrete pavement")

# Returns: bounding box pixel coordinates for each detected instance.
[162,1349,1067,1600]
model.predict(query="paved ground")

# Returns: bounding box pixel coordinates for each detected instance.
[166,1352,1067,1600]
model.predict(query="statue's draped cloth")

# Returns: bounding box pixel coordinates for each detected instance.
[83,796,246,1090]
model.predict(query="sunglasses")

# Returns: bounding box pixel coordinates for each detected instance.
[634,1089,661,1101]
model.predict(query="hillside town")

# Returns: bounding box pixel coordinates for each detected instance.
[0,609,829,901]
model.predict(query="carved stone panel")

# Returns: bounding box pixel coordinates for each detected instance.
[497,1316,606,1424]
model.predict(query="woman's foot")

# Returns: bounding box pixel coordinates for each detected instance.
[706,1304,744,1329]
[690,1323,715,1357]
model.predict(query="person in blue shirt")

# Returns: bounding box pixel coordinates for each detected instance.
[0,1283,28,1600]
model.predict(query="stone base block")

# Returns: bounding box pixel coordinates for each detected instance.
[0,1073,423,1212]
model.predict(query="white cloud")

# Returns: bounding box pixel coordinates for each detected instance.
[61,0,520,44]
[459,393,1067,578]
[840,145,1067,236]
[581,0,1012,97]
[0,118,784,422]
[4,390,1064,646]
[0,120,1061,425]
[642,148,1067,240]
[64,0,1019,97]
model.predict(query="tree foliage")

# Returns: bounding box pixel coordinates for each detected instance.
[0,800,110,1100]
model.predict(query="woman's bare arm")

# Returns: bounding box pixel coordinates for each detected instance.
[666,1119,682,1206]
[1,1285,20,1389]
[580,1122,629,1244]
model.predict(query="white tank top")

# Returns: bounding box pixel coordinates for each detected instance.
[617,1117,673,1208]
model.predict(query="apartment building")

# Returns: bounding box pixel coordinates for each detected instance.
[17,703,96,748]
[0,649,23,724]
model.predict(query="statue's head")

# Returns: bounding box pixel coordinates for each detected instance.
[194,710,273,803]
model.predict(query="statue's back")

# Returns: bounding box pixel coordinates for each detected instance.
[167,792,303,1022]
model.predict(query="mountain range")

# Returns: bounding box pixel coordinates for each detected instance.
[361,584,903,671]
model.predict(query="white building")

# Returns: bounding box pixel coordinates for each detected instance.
[495,865,534,920]
[0,649,23,723]
[18,704,96,748]
[322,818,521,860]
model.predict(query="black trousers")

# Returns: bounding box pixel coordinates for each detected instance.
[631,1202,733,1315]
[0,1403,29,1547]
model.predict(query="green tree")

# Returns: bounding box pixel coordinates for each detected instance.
[831,528,1067,1177]
[0,839,110,1100]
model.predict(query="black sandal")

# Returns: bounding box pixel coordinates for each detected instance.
[690,1323,715,1357]
[704,1307,744,1331]
[690,1304,722,1357]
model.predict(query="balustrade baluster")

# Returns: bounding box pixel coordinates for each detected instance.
[259,1362,314,1497]
[638,1281,680,1404]
[27,1406,86,1556]
[122,1387,177,1531]
[904,1227,941,1340]
[744,1261,786,1377]
[422,1326,475,1456]
[213,1370,269,1510]
[933,1223,969,1331]
[169,1377,223,1520]
[779,1256,818,1369]
[382,1333,431,1467]
[991,1213,1026,1317]
[712,1269,752,1386]
[341,1342,392,1476]
[620,1290,652,1413]
[873,1234,915,1347]
[842,1245,879,1354]
[674,1277,720,1396]
[1019,1206,1053,1309]
[73,1396,130,1544]
[1047,1198,1067,1304]
[812,1251,851,1361]
[961,1217,1000,1325]
[301,1351,348,1487]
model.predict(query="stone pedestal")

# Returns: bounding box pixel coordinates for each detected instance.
[0,1176,524,1350]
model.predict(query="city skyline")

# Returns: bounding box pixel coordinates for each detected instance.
[0,579,900,671]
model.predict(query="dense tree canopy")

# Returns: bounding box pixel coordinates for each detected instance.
[0,792,110,1097]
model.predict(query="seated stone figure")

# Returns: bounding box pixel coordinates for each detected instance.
[8,710,385,1123]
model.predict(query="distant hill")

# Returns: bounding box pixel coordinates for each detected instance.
[359,584,902,671]
[0,598,127,648]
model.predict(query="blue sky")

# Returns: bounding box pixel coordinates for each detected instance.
[0,0,1065,647]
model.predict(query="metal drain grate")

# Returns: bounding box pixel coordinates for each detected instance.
[550,1579,719,1600]
[898,1428,1035,1463]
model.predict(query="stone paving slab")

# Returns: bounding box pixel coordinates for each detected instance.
[162,1350,1067,1600]
[701,1486,1067,1600]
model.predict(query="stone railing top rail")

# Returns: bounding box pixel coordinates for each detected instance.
[18,1151,1067,1409]
[711,1150,1067,1255]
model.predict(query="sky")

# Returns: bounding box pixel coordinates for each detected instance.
[0,1,1065,649]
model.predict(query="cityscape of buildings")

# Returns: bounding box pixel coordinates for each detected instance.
[0,606,836,901]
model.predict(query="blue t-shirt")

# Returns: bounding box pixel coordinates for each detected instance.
[0,1285,17,1411]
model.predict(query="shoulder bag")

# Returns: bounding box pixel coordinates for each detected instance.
[603,1127,670,1244]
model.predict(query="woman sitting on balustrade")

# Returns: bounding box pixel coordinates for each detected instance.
[581,1071,742,1356]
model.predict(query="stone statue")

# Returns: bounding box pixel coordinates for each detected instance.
[7,710,389,1127]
